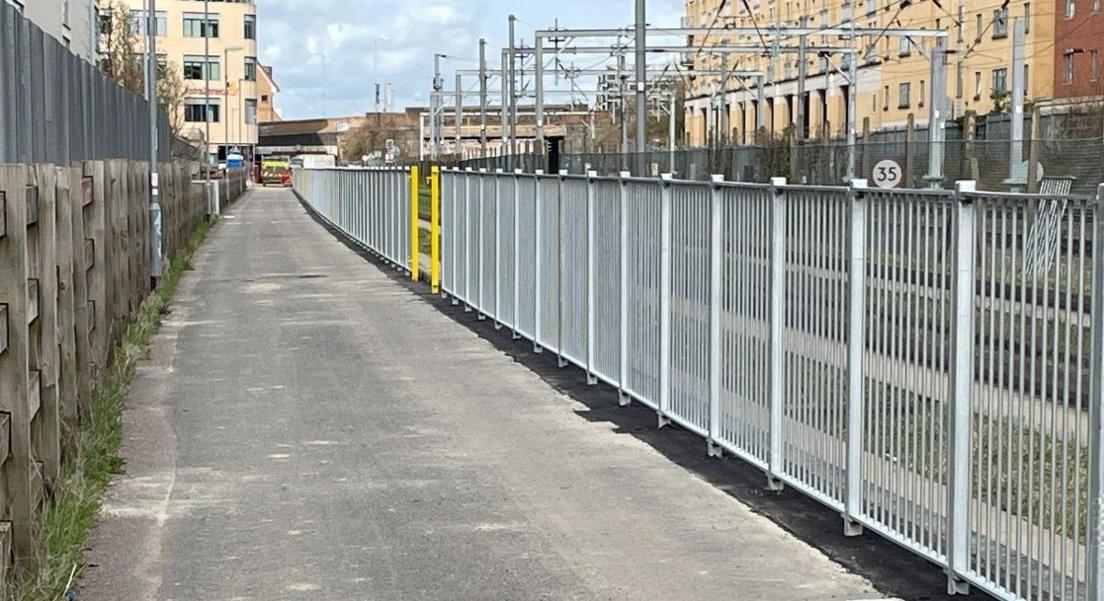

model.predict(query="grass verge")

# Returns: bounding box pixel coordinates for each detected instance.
[7,218,214,601]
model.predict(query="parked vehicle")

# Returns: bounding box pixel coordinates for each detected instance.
[261,157,292,187]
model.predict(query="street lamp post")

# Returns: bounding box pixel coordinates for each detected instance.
[374,37,389,112]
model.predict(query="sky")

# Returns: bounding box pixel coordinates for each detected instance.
[257,0,685,120]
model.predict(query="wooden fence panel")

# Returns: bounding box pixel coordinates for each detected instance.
[0,165,39,563]
[29,166,60,486]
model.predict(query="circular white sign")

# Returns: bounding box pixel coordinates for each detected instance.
[873,159,903,189]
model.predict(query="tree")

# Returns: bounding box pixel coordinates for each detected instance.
[99,1,189,138]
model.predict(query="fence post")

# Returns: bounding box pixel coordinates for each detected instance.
[451,169,460,305]
[533,169,544,353]
[464,168,473,312]
[410,165,420,281]
[477,168,487,319]
[431,166,441,294]
[618,171,631,406]
[556,169,568,368]
[493,168,503,329]
[945,179,976,595]
[658,173,673,428]
[844,178,868,536]
[1085,184,1104,600]
[585,170,598,384]
[707,174,724,458]
[766,176,787,491]
[512,169,522,340]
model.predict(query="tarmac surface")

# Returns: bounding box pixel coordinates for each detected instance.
[80,186,983,601]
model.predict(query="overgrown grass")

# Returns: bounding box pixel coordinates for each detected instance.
[7,218,214,601]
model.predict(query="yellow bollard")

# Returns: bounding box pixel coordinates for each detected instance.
[430,165,440,294]
[410,165,420,280]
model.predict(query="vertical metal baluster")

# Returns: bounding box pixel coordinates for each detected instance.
[494,169,503,329]
[557,170,568,367]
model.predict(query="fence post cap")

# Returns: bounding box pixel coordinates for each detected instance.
[495,168,504,174]
[535,169,545,175]
[587,170,598,178]
[660,173,674,181]
[850,178,869,189]
[770,176,787,187]
[954,180,977,193]
[710,174,725,183]
[558,169,569,177]
[514,168,523,175]
[479,168,488,173]
[618,171,631,179]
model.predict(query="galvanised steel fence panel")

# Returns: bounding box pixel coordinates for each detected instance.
[497,174,517,330]
[668,182,712,436]
[292,167,412,274]
[560,176,589,366]
[441,171,455,294]
[716,185,773,469]
[537,176,560,354]
[591,177,622,386]
[467,172,481,309]
[859,187,955,566]
[962,190,1095,600]
[300,163,1104,601]
[779,186,852,509]
[623,179,663,409]
[480,172,498,319]
[516,175,538,339]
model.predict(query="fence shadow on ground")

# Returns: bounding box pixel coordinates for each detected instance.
[295,194,992,601]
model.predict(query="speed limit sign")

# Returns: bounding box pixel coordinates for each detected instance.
[873,159,903,189]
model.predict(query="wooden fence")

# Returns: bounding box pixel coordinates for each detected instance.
[0,159,217,575]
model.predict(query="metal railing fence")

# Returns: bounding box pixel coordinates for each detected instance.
[293,162,1104,601]
[439,168,1104,601]
[292,168,412,270]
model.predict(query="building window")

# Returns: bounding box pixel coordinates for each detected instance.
[245,99,258,124]
[974,71,982,99]
[993,7,1008,37]
[1023,64,1029,94]
[1095,0,1101,13]
[130,10,167,36]
[883,85,889,110]
[898,82,911,108]
[183,12,218,38]
[1093,50,1101,80]
[992,67,1008,94]
[899,36,911,56]
[1024,3,1030,32]
[244,56,257,81]
[1065,0,1075,17]
[919,79,925,106]
[975,14,982,40]
[244,14,256,39]
[184,99,220,123]
[183,56,219,81]
[866,0,876,16]
[1063,52,1074,83]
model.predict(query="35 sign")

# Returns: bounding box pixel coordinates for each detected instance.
[873,159,903,189]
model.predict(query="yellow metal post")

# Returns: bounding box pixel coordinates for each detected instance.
[410,165,420,280]
[430,165,441,293]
